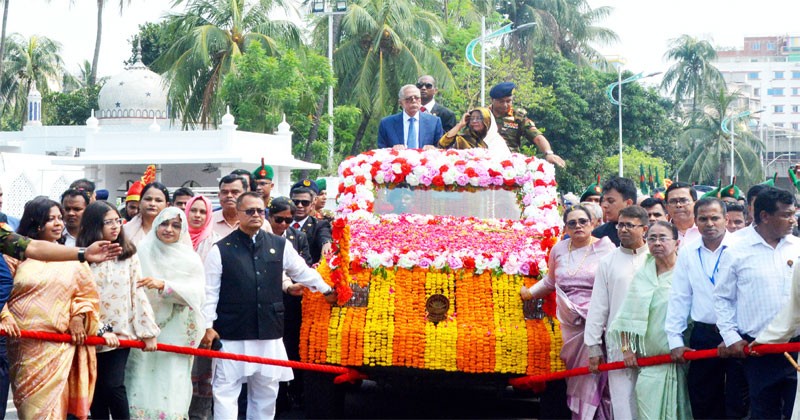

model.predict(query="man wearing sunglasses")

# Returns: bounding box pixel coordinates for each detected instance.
[290,180,332,264]
[377,84,444,150]
[201,192,337,419]
[416,75,456,133]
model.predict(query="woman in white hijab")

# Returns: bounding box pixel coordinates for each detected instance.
[436,107,512,158]
[125,207,206,419]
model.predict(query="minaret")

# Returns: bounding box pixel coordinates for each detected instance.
[26,81,42,126]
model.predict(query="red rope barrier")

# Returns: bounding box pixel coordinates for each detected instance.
[0,330,365,384]
[509,343,800,389]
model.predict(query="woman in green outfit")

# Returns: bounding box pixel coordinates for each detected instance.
[608,221,692,420]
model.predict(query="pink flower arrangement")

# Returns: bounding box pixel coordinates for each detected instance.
[332,148,562,276]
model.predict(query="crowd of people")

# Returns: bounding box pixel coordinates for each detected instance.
[0,162,338,419]
[522,174,800,420]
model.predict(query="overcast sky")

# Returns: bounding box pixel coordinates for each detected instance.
[5,0,799,83]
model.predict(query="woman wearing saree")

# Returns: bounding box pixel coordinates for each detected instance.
[608,221,692,420]
[437,107,511,157]
[0,197,100,419]
[125,207,206,419]
[521,205,616,419]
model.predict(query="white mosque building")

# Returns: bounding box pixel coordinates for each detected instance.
[0,53,319,217]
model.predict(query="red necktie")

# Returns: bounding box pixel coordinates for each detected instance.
[292,222,301,229]
[420,106,427,112]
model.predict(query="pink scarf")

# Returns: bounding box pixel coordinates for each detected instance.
[185,195,213,250]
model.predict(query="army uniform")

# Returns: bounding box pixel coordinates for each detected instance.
[0,224,29,260]
[493,107,543,154]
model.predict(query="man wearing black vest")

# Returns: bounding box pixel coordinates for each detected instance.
[201,192,337,419]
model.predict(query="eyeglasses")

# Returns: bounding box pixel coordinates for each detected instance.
[292,199,312,207]
[646,235,675,243]
[239,208,266,217]
[667,197,692,206]
[403,95,421,102]
[565,218,590,228]
[272,216,294,225]
[102,218,123,226]
[255,180,272,187]
[469,117,484,122]
[616,222,646,231]
[416,82,433,89]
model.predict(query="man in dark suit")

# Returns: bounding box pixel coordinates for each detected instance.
[289,180,332,264]
[417,75,456,133]
[377,84,444,149]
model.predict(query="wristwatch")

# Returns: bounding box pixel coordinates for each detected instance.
[77,247,87,263]
[323,288,335,296]
[544,150,555,156]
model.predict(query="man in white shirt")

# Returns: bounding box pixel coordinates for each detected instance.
[665,197,747,418]
[714,186,800,419]
[585,205,650,419]
[213,174,271,238]
[61,188,89,246]
[201,192,337,419]
[664,182,701,246]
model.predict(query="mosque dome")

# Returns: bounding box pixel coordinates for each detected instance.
[96,49,169,125]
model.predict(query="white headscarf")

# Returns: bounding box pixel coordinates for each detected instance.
[483,111,512,158]
[137,207,205,345]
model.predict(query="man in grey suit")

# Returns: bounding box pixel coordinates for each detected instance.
[377,85,444,149]
[417,75,457,133]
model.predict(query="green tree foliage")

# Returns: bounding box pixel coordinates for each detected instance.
[126,21,184,67]
[661,35,724,122]
[0,33,65,126]
[676,88,764,186]
[42,84,101,126]
[601,146,669,183]
[157,0,301,128]
[220,43,334,173]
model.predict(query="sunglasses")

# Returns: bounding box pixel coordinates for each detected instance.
[416,82,433,89]
[292,199,312,207]
[272,216,294,224]
[565,218,590,228]
[240,208,266,217]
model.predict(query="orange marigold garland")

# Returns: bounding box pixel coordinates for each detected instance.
[329,218,354,304]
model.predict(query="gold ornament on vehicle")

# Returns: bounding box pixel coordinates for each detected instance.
[426,294,450,323]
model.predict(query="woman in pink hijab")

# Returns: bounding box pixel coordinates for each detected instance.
[185,196,219,262]
[184,195,218,419]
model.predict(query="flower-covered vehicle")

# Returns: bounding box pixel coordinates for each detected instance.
[299,148,564,415]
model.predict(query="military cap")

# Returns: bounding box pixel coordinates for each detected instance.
[315,178,327,192]
[253,158,274,180]
[489,82,516,99]
[720,181,742,200]
[579,175,602,203]
[291,179,320,195]
[701,179,722,199]
[760,172,777,187]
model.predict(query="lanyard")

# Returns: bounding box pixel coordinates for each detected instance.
[698,245,726,285]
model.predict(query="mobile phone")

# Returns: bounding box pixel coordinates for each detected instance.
[211,338,222,351]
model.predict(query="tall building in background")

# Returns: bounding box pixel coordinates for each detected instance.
[714,35,800,185]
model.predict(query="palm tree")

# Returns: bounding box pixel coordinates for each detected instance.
[0,33,66,126]
[661,35,724,122]
[157,0,301,128]
[0,0,10,93]
[498,0,617,67]
[676,88,763,186]
[334,0,454,154]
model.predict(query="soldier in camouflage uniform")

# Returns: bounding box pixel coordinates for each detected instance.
[489,82,565,168]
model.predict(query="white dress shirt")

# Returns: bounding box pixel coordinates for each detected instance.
[421,99,436,113]
[202,232,331,329]
[678,225,701,248]
[584,243,650,359]
[665,233,737,349]
[402,111,420,148]
[714,226,800,346]
[63,229,77,247]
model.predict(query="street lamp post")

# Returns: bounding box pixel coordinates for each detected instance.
[721,109,764,183]
[466,21,535,106]
[605,64,661,177]
[311,0,348,173]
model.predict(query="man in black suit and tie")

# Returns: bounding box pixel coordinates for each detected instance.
[417,75,456,133]
[289,179,332,263]
[377,84,444,149]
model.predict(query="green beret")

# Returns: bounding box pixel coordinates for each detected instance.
[315,178,327,192]
[579,175,602,202]
[253,158,274,180]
